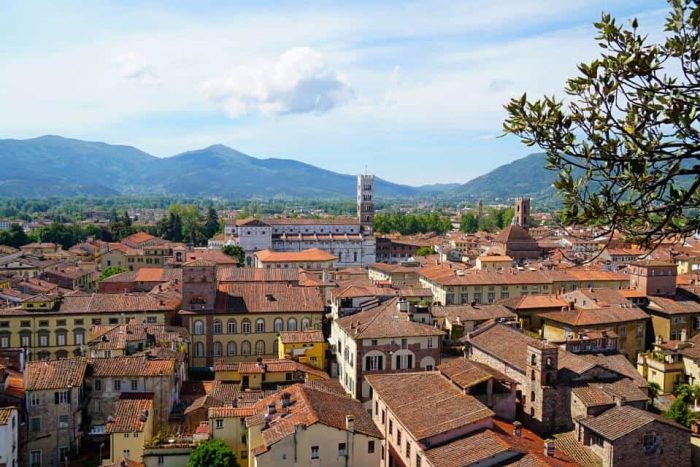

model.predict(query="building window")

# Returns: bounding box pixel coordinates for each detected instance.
[242,319,251,334]
[213,342,223,357]
[287,318,297,332]
[131,380,138,391]
[255,340,265,355]
[227,319,237,334]
[215,419,223,429]
[58,415,69,428]
[301,318,311,330]
[194,342,204,357]
[74,330,84,345]
[311,446,319,460]
[530,391,535,402]
[56,332,67,347]
[368,440,375,454]
[38,333,49,347]
[242,340,251,356]
[193,320,204,335]
[365,355,383,371]
[31,450,41,466]
[57,390,70,404]
[94,380,102,391]
[405,441,411,458]
[427,337,433,349]
[416,454,422,467]
[213,320,222,334]
[339,443,347,456]
[30,393,40,406]
[274,318,283,333]
[31,417,41,432]
[114,380,122,391]
[389,419,393,435]
[227,341,237,356]
[20,334,30,347]
[256,319,265,333]
[397,429,402,446]
[147,316,157,324]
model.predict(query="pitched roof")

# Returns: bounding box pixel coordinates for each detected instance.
[365,372,494,441]
[647,295,700,315]
[336,298,444,340]
[254,248,337,263]
[0,291,179,316]
[540,305,649,327]
[466,323,554,372]
[500,295,569,311]
[0,407,16,425]
[438,358,516,389]
[495,224,535,243]
[279,330,325,344]
[217,267,299,283]
[25,358,88,391]
[208,283,324,314]
[431,304,516,323]
[105,394,153,433]
[90,356,176,377]
[578,405,687,441]
[423,430,512,467]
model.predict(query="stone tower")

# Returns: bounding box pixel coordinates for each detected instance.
[357,174,375,234]
[514,197,531,227]
[181,259,217,312]
[524,343,559,431]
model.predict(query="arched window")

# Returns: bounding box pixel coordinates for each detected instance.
[242,340,252,356]
[255,340,265,355]
[227,341,237,356]
[301,318,311,330]
[194,342,204,357]
[227,319,237,334]
[256,319,265,333]
[242,319,251,334]
[545,357,553,369]
[55,350,68,359]
[194,320,204,335]
[272,339,279,356]
[214,320,222,335]
[213,342,223,357]
[274,318,284,333]
[287,318,297,332]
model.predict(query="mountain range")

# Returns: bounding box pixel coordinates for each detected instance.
[0,135,552,200]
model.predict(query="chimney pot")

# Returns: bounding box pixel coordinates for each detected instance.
[513,421,522,437]
[544,439,555,457]
[345,414,355,432]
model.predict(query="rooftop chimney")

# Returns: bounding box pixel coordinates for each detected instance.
[544,439,555,457]
[397,298,409,313]
[513,421,522,438]
[345,414,355,432]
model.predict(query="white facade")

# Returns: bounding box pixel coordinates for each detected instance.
[0,407,18,467]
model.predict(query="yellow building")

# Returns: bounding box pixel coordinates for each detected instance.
[475,255,514,271]
[104,395,154,465]
[419,266,629,306]
[277,330,326,369]
[645,294,700,342]
[209,406,255,466]
[675,253,700,275]
[253,248,337,270]
[0,292,178,361]
[637,339,686,394]
[178,260,325,368]
[213,359,329,389]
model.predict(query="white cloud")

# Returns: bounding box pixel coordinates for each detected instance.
[200,47,354,118]
[113,52,160,85]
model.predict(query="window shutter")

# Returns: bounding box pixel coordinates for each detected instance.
[365,356,371,371]
[378,355,383,370]
[54,392,59,404]
[67,390,72,404]
[407,355,413,369]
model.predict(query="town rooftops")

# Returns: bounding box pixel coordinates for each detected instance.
[365,372,494,441]
[647,294,700,315]
[571,379,648,408]
[539,305,649,327]
[431,303,516,323]
[236,216,359,227]
[279,330,325,344]
[423,430,512,467]
[217,267,299,283]
[247,383,381,454]
[438,358,516,389]
[578,405,687,441]
[100,268,182,284]
[501,295,569,310]
[205,283,324,314]
[0,291,179,316]
[105,393,154,433]
[25,358,88,391]
[465,323,555,373]
[336,298,444,340]
[90,356,176,378]
[121,231,157,246]
[254,248,337,263]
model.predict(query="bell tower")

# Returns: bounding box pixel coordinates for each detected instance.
[514,197,531,227]
[357,174,375,234]
[524,342,558,430]
[182,259,217,312]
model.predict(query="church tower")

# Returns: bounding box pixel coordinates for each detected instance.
[524,343,559,431]
[357,174,375,234]
[514,197,531,227]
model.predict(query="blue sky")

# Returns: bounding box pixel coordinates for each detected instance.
[0,1,666,185]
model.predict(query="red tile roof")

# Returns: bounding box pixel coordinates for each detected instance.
[90,356,176,377]
[279,330,325,344]
[105,394,153,433]
[255,248,337,263]
[25,358,88,391]
[209,283,324,314]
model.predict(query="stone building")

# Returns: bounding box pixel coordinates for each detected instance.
[514,197,531,227]
[330,298,444,401]
[490,224,541,260]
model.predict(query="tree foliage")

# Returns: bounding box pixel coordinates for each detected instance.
[459,207,514,233]
[503,0,700,246]
[222,245,246,267]
[375,212,452,235]
[97,266,126,284]
[665,383,700,426]
[187,439,239,467]
[0,224,29,248]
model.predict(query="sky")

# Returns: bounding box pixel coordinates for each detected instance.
[0,0,668,186]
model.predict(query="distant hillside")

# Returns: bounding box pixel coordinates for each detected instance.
[0,136,420,199]
[446,153,560,202]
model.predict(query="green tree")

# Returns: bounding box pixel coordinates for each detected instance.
[97,266,126,284]
[503,0,700,247]
[204,207,220,239]
[460,213,479,233]
[222,245,246,267]
[665,383,700,426]
[187,439,239,467]
[0,223,29,248]
[415,246,434,256]
[648,381,661,409]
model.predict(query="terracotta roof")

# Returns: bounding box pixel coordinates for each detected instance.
[438,358,516,388]
[423,430,512,467]
[578,405,687,441]
[207,283,324,314]
[540,305,649,327]
[553,431,600,467]
[432,304,516,323]
[105,394,153,433]
[255,248,337,263]
[90,356,176,377]
[217,267,299,283]
[572,379,648,408]
[279,330,325,344]
[247,383,381,452]
[365,372,494,441]
[0,291,179,316]
[101,268,181,284]
[182,259,217,268]
[466,323,554,372]
[647,295,700,315]
[122,232,157,246]
[336,298,444,340]
[0,407,16,425]
[25,358,88,391]
[331,284,395,299]
[209,406,257,418]
[265,217,359,226]
[501,295,569,310]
